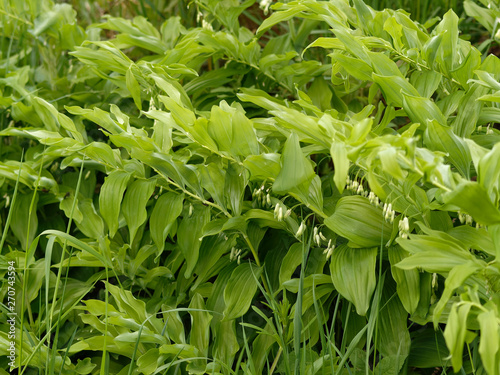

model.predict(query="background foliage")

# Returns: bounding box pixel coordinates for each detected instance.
[1,0,500,374]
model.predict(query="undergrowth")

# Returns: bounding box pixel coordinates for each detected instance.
[1,0,500,374]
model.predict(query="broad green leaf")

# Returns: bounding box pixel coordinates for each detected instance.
[106,281,162,332]
[477,309,500,375]
[372,74,419,107]
[256,5,308,36]
[388,245,420,315]
[377,280,411,359]
[443,303,474,372]
[432,261,482,327]
[329,245,377,316]
[150,192,184,255]
[447,225,494,256]
[478,142,500,202]
[410,70,442,98]
[378,146,405,179]
[308,76,333,111]
[402,92,447,127]
[122,179,157,245]
[452,83,489,137]
[212,320,239,367]
[424,120,471,178]
[433,10,459,74]
[331,51,373,81]
[464,0,496,32]
[208,105,233,153]
[11,193,38,251]
[225,162,246,216]
[396,235,476,273]
[75,198,104,239]
[126,65,142,110]
[330,142,349,193]
[41,230,111,267]
[243,153,281,181]
[33,97,84,142]
[279,243,305,285]
[324,195,392,248]
[407,329,448,368]
[188,293,212,356]
[443,181,500,225]
[193,233,235,289]
[99,170,131,238]
[273,133,315,193]
[161,301,186,344]
[231,111,259,157]
[65,106,125,134]
[177,204,210,278]
[223,263,262,321]
[136,348,160,375]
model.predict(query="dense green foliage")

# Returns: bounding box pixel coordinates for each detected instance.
[1,0,500,374]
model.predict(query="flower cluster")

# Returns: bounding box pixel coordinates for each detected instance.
[368,191,380,207]
[230,247,242,264]
[313,227,327,246]
[346,176,368,196]
[253,185,271,208]
[274,202,291,221]
[382,202,395,223]
[202,19,214,31]
[398,216,410,239]
[458,211,473,226]
[323,239,335,259]
[259,0,273,15]
[312,227,335,259]
[295,221,306,237]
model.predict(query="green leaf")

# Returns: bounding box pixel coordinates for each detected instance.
[243,153,281,181]
[99,170,131,238]
[443,181,500,225]
[41,230,111,267]
[256,5,307,36]
[330,142,349,193]
[223,263,262,321]
[443,303,474,372]
[122,179,156,245]
[188,293,212,356]
[177,204,210,278]
[377,279,410,360]
[402,92,447,127]
[273,133,315,194]
[424,120,471,178]
[126,65,142,110]
[279,243,303,285]
[432,261,482,327]
[75,198,104,239]
[477,309,500,375]
[150,192,184,255]
[396,234,476,273]
[324,195,392,248]
[329,245,377,316]
[372,74,419,107]
[225,162,246,216]
[388,245,420,315]
[332,51,373,81]
[11,193,38,251]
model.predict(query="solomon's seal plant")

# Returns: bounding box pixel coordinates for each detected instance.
[1,0,500,374]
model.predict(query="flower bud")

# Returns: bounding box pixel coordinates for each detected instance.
[296,221,306,237]
[278,206,284,221]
